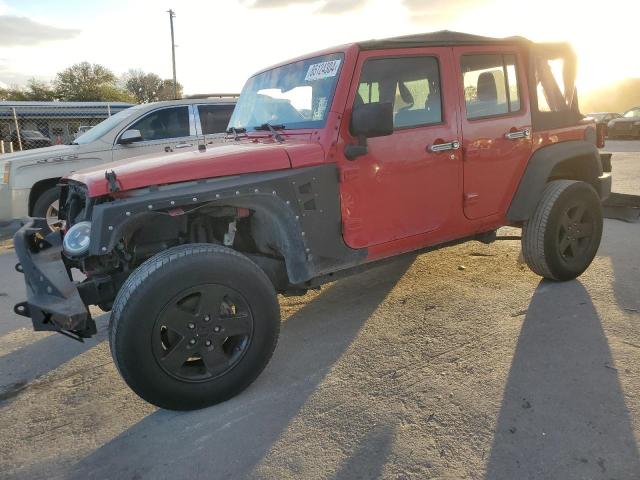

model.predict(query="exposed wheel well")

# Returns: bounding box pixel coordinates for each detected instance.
[29,178,61,215]
[547,154,600,189]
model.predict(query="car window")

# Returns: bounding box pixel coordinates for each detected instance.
[127,106,190,141]
[356,56,442,129]
[623,108,640,118]
[198,104,236,135]
[461,54,520,119]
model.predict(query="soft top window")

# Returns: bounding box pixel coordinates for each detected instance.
[531,43,581,130]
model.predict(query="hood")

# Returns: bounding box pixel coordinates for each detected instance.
[609,117,639,125]
[68,140,325,197]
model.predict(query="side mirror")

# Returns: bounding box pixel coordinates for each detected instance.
[345,102,393,160]
[119,129,143,145]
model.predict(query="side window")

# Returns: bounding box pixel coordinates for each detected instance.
[461,54,520,119]
[128,106,190,141]
[356,56,442,129]
[198,104,236,135]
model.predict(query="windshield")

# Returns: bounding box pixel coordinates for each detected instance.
[73,105,141,144]
[228,53,344,131]
[588,113,605,121]
[623,108,640,118]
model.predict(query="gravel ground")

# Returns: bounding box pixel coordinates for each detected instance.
[0,143,638,480]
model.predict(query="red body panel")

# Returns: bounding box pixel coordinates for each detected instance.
[532,122,590,151]
[337,47,462,249]
[452,45,533,221]
[70,142,298,198]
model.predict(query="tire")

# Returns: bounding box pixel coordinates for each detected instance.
[32,186,62,231]
[109,244,280,410]
[522,180,603,281]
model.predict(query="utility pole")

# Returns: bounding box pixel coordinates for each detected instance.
[167,9,177,99]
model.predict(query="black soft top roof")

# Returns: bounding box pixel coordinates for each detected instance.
[358,30,532,50]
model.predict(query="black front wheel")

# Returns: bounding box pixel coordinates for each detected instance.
[109,244,280,410]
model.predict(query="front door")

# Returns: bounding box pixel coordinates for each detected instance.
[453,47,533,220]
[339,48,461,249]
[112,105,199,161]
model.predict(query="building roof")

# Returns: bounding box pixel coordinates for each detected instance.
[0,101,134,108]
[358,30,531,50]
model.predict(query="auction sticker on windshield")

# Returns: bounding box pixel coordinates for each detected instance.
[305,60,341,82]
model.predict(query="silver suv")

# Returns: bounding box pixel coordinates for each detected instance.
[0,98,236,228]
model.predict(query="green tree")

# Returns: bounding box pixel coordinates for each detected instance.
[157,79,183,100]
[54,62,134,102]
[123,70,164,103]
[24,78,57,101]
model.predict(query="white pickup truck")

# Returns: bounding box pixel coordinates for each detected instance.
[0,98,236,228]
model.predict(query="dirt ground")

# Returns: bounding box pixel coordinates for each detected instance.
[0,142,638,480]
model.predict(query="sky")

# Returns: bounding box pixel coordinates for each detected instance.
[0,0,638,95]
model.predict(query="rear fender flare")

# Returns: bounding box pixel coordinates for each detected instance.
[507,140,603,222]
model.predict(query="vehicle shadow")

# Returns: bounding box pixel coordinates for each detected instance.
[485,280,640,479]
[598,218,640,313]
[333,423,396,480]
[66,256,415,480]
[0,322,108,404]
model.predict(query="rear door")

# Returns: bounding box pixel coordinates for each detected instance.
[453,47,532,220]
[112,105,198,161]
[195,103,236,147]
[339,48,462,248]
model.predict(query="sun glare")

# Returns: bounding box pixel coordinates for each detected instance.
[453,0,640,93]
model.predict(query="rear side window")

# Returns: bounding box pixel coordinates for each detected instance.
[356,56,442,129]
[198,104,236,135]
[461,54,520,119]
[128,106,190,141]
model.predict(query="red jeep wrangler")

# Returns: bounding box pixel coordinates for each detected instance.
[13,31,611,410]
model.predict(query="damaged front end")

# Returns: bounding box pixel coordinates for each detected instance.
[13,218,96,341]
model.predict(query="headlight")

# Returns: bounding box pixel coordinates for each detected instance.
[63,221,92,256]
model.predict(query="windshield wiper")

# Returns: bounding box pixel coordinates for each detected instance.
[226,127,247,141]
[254,123,285,143]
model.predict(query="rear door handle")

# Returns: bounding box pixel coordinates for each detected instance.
[505,128,531,140]
[428,140,460,152]
[174,143,194,149]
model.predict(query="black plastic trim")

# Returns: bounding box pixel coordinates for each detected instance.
[88,165,367,284]
[507,140,604,222]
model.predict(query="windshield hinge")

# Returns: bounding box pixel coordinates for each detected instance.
[105,170,120,193]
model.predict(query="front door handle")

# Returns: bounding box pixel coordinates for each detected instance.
[505,128,531,140]
[174,143,194,149]
[428,140,460,153]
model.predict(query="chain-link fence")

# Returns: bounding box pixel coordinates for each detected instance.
[0,102,134,154]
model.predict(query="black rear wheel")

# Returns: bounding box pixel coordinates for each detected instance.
[109,244,280,410]
[522,180,603,281]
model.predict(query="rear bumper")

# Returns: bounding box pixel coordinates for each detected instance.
[597,172,612,202]
[13,218,95,338]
